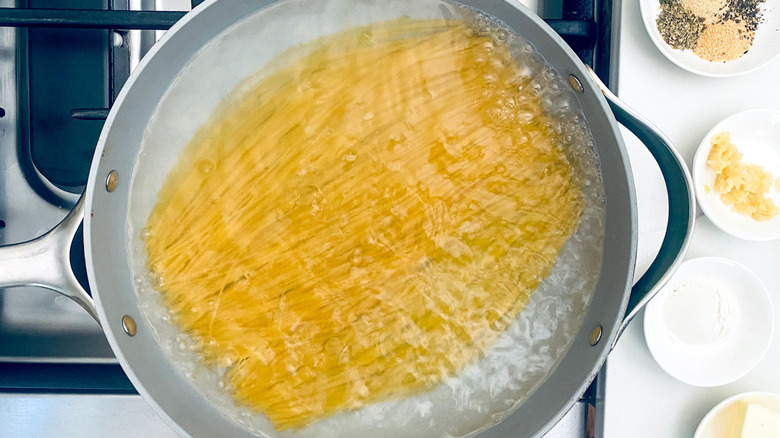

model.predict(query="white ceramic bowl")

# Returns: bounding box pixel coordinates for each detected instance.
[694,392,780,438]
[692,109,780,241]
[644,257,774,387]
[639,0,780,76]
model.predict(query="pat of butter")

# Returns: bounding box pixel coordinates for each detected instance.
[729,402,780,437]
[741,403,780,437]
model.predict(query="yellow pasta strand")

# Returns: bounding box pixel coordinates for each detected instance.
[144,18,584,430]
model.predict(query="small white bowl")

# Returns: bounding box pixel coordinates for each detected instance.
[639,0,780,76]
[694,392,780,438]
[692,109,780,241]
[644,257,774,387]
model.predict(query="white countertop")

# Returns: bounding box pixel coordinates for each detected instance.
[604,0,780,436]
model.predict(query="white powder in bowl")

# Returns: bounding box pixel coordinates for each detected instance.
[663,275,739,345]
[680,0,727,24]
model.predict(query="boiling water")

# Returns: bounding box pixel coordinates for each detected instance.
[127,1,605,437]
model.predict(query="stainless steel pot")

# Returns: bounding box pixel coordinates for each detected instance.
[0,0,695,436]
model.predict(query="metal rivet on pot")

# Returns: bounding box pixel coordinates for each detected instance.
[106,170,118,192]
[112,31,124,48]
[589,325,603,346]
[122,315,137,337]
[568,74,584,94]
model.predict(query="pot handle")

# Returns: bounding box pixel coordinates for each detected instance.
[0,195,99,323]
[585,67,696,345]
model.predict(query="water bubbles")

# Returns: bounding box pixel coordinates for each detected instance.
[197,159,214,175]
[359,31,374,44]
[487,106,509,124]
[494,29,510,43]
[151,274,164,289]
[502,95,517,109]
[343,150,358,162]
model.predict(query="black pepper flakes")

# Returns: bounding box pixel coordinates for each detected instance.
[719,0,766,33]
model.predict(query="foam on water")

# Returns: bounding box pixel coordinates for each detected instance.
[127,1,605,437]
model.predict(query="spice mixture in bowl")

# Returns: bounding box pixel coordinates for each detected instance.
[640,0,780,76]
[657,0,764,62]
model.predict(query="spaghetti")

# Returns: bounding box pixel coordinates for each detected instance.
[144,18,584,430]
